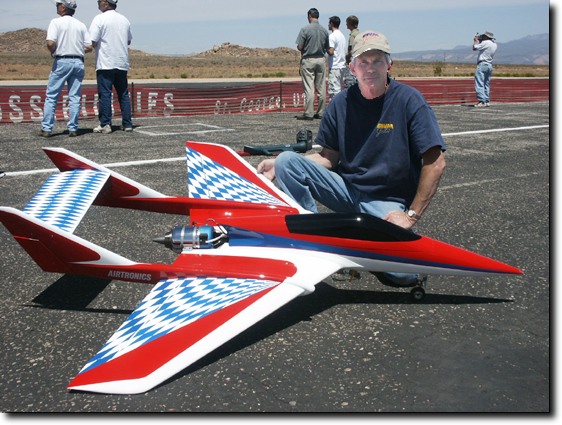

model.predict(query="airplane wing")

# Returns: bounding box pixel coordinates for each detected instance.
[67,240,345,394]
[185,141,309,212]
[68,276,307,394]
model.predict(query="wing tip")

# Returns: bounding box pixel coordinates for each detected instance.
[68,380,150,395]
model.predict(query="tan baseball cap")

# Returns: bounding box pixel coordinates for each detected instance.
[352,30,391,58]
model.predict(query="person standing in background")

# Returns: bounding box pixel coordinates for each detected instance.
[40,0,92,138]
[89,0,133,133]
[295,7,329,120]
[472,31,497,107]
[327,16,347,99]
[344,15,359,87]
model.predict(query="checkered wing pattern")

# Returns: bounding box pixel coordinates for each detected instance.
[23,169,109,233]
[79,277,279,374]
[186,146,287,206]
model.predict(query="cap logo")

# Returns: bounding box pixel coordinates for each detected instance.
[363,32,380,40]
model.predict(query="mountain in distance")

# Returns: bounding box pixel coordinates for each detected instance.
[392,33,549,65]
[0,28,549,65]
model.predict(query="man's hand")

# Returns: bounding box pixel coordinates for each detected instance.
[384,210,417,230]
[257,158,276,181]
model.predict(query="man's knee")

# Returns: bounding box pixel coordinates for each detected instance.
[274,151,301,181]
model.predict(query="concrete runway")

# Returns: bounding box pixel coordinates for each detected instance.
[0,100,549,412]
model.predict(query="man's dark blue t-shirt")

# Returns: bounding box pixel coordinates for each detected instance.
[315,79,446,206]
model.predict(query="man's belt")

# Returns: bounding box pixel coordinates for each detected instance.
[54,55,84,61]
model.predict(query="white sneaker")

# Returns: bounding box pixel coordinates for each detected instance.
[93,124,112,134]
[473,102,486,108]
[120,126,133,132]
[485,102,491,107]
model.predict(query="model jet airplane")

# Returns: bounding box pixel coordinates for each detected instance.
[0,141,522,394]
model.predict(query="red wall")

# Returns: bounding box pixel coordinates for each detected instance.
[0,78,549,124]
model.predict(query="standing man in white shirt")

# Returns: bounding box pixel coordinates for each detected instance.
[89,0,133,133]
[327,16,347,99]
[40,0,92,138]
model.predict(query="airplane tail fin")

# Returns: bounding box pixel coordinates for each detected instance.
[185,141,308,212]
[0,150,153,276]
[43,147,170,208]
[22,168,110,234]
[0,206,135,275]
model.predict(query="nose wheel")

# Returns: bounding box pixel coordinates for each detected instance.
[410,286,426,301]
[410,275,427,301]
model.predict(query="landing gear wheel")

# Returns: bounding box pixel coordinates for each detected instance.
[410,287,425,301]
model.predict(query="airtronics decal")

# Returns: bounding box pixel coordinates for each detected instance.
[108,270,153,282]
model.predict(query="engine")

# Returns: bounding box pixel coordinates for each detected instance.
[153,225,226,253]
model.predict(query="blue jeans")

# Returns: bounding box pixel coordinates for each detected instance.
[96,69,132,128]
[474,62,493,103]
[41,58,85,132]
[275,151,419,285]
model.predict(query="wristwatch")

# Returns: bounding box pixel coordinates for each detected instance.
[406,209,421,220]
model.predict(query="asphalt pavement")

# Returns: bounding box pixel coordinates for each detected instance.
[0,100,550,412]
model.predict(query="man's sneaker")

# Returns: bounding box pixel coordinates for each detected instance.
[121,126,133,132]
[93,124,112,134]
[39,130,52,137]
[68,130,78,137]
[485,102,491,107]
[473,101,486,108]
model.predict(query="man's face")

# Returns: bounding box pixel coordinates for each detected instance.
[56,3,64,16]
[350,50,391,88]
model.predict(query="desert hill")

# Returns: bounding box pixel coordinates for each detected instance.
[0,28,48,53]
[0,28,299,59]
[197,42,300,60]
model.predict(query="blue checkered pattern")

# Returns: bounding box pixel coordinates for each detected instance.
[186,146,288,206]
[79,277,278,374]
[23,169,109,233]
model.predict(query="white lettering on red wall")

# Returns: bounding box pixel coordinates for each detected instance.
[0,79,549,124]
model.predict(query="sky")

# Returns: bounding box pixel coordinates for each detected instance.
[0,0,550,55]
